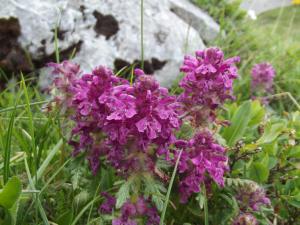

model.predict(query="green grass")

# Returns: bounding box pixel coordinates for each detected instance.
[255,6,300,43]
[0,80,105,224]
[208,4,300,111]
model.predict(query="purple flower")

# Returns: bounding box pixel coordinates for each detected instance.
[236,182,271,212]
[112,218,137,225]
[251,62,276,94]
[121,202,137,219]
[47,61,81,111]
[68,66,128,164]
[112,197,160,225]
[99,192,116,214]
[63,64,180,176]
[175,130,229,203]
[136,197,148,214]
[88,147,102,175]
[179,47,239,124]
[233,213,258,225]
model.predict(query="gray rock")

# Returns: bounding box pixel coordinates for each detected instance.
[170,0,220,43]
[0,0,219,87]
[241,0,291,14]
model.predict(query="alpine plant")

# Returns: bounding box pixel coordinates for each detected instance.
[251,62,276,94]
[48,47,270,224]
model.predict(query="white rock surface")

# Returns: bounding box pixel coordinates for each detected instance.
[241,0,291,15]
[170,0,220,42]
[0,0,220,87]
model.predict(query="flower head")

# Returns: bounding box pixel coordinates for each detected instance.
[233,213,258,225]
[99,192,116,214]
[236,182,271,212]
[251,62,276,94]
[175,130,229,203]
[112,197,160,225]
[47,61,81,111]
[66,65,180,175]
[179,47,239,124]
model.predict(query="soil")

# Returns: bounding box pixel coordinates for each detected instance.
[93,10,119,39]
[114,58,167,77]
[0,17,32,75]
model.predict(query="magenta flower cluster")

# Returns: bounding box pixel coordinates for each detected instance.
[251,62,276,94]
[50,64,181,175]
[233,213,258,225]
[175,131,229,203]
[236,182,271,212]
[112,197,160,225]
[99,192,116,214]
[49,47,240,223]
[48,61,81,111]
[179,47,239,123]
[99,193,160,225]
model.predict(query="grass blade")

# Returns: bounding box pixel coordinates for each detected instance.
[3,89,21,184]
[21,74,37,179]
[203,185,209,225]
[36,139,63,181]
[54,26,60,63]
[130,65,135,85]
[0,100,49,114]
[87,183,101,224]
[3,108,16,184]
[159,149,182,225]
[40,158,71,194]
[140,0,144,69]
[24,157,50,225]
[71,196,101,225]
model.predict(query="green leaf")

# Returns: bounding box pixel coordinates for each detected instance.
[153,195,164,212]
[74,191,90,207]
[143,175,166,212]
[196,192,205,209]
[0,177,22,225]
[36,139,63,181]
[71,196,101,225]
[249,162,269,183]
[248,100,265,127]
[224,178,253,187]
[287,200,300,208]
[263,142,278,156]
[116,181,131,209]
[0,176,22,209]
[57,209,73,225]
[268,156,278,170]
[24,157,50,225]
[71,168,82,191]
[257,122,285,144]
[3,101,18,184]
[260,153,269,165]
[288,146,300,158]
[7,202,19,225]
[222,101,252,146]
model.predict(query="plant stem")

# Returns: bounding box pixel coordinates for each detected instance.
[3,94,20,183]
[160,149,182,225]
[264,92,300,111]
[140,0,144,70]
[0,100,49,113]
[203,185,209,225]
[54,26,60,63]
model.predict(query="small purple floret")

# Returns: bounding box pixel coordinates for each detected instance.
[236,182,271,212]
[175,130,229,203]
[251,62,276,94]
